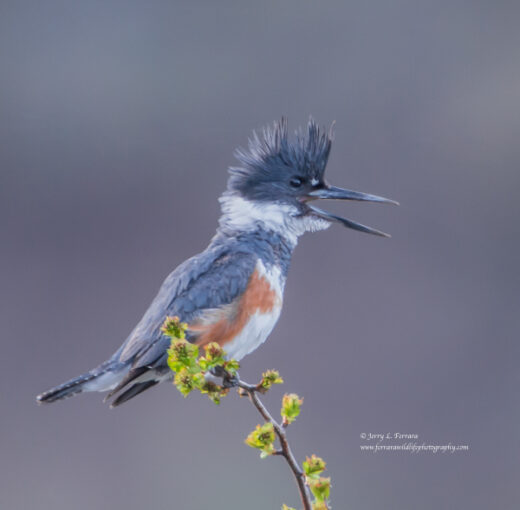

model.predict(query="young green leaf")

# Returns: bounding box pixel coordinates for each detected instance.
[245,422,276,457]
[161,316,188,339]
[224,359,240,376]
[260,369,284,390]
[281,393,303,425]
[198,342,227,372]
[307,476,331,502]
[199,380,229,405]
[167,339,199,373]
[173,367,202,397]
[303,454,326,478]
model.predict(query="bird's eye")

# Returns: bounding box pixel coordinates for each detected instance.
[290,177,304,188]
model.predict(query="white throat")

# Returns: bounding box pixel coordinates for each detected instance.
[218,194,331,246]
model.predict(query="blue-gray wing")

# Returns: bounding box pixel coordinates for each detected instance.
[115,244,258,370]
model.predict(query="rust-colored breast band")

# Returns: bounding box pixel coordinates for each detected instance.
[190,268,279,348]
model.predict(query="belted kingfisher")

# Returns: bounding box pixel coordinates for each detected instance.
[37,118,397,407]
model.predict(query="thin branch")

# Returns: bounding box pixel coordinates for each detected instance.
[238,380,313,510]
[163,325,327,509]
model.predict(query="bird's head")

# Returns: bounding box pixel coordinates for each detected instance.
[219,118,398,244]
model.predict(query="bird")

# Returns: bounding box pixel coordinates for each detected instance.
[37,118,397,408]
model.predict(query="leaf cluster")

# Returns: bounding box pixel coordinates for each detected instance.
[161,316,332,509]
[163,316,236,404]
[303,455,331,509]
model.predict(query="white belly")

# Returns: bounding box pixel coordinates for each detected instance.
[224,305,282,360]
[224,260,284,361]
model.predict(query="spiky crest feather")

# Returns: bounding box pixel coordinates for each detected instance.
[228,118,334,194]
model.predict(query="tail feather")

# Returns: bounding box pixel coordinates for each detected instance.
[37,363,162,407]
[36,372,97,404]
[103,366,148,402]
[109,380,159,408]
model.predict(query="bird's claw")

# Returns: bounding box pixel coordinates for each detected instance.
[209,365,239,388]
[222,373,238,388]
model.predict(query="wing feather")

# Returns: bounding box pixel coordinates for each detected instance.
[116,246,258,370]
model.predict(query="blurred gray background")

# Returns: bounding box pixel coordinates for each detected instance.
[1,1,519,509]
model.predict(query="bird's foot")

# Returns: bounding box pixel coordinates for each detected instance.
[209,365,239,388]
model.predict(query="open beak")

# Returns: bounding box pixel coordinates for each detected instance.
[307,185,399,238]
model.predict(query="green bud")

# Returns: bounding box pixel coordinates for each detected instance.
[199,380,229,405]
[303,454,326,478]
[307,476,331,502]
[281,393,303,425]
[161,316,187,339]
[198,342,227,372]
[224,359,240,376]
[245,422,276,457]
[282,505,296,510]
[204,342,224,360]
[174,368,198,397]
[167,339,199,372]
[260,369,284,390]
